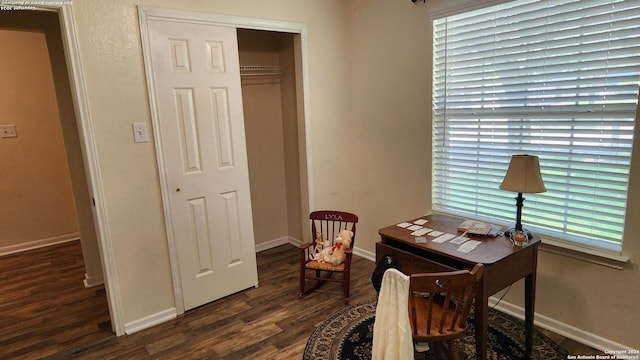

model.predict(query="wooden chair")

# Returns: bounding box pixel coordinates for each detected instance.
[299,210,358,304]
[409,264,484,360]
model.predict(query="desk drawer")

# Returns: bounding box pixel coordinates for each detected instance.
[376,241,457,274]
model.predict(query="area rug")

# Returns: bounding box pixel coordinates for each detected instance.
[303,298,568,360]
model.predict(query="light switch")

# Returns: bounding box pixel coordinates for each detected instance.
[0,124,17,138]
[132,123,149,143]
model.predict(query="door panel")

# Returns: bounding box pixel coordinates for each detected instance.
[146,19,258,310]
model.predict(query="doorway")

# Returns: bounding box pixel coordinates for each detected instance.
[0,9,109,330]
[237,29,304,252]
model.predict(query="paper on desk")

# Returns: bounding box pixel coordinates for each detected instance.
[411,228,432,236]
[397,222,412,228]
[407,225,423,231]
[432,233,456,243]
[450,236,469,245]
[428,230,444,237]
[415,236,427,244]
[413,219,429,225]
[457,240,482,253]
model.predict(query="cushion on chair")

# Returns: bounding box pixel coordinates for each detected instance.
[305,260,345,272]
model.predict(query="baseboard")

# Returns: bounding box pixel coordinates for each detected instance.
[83,272,104,288]
[353,247,375,262]
[0,233,80,257]
[287,236,304,247]
[489,297,634,351]
[124,308,176,335]
[255,236,299,252]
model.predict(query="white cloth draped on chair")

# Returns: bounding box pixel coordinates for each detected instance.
[372,268,414,360]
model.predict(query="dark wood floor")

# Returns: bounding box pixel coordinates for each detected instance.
[0,241,112,359]
[1,240,602,359]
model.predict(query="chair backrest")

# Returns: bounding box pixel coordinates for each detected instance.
[309,210,358,248]
[409,263,484,338]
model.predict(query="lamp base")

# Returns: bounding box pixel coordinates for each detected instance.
[503,228,533,238]
[503,228,532,247]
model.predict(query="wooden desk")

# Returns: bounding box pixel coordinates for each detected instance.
[376,213,540,360]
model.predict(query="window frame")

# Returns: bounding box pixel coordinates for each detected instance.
[429,0,639,268]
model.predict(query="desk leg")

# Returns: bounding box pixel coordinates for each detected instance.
[475,281,488,360]
[525,271,536,358]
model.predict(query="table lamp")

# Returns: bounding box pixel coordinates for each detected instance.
[499,154,546,246]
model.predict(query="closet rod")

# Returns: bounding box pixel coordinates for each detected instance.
[240,65,282,78]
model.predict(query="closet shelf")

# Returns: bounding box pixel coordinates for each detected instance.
[240,65,282,78]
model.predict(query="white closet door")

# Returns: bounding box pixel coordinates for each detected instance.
[146,18,258,310]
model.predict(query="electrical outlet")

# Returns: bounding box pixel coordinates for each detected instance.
[0,125,17,138]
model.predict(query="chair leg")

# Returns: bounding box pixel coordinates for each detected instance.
[343,270,350,304]
[299,268,305,298]
[432,343,444,359]
[299,251,306,298]
[313,270,328,292]
[447,340,460,360]
[300,269,329,298]
[300,264,349,300]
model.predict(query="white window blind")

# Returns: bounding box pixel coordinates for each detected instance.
[432,0,640,253]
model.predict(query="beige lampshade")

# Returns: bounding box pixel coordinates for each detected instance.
[499,155,547,193]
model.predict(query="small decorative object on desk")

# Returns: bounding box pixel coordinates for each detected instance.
[510,229,529,247]
[457,219,487,232]
[466,223,493,236]
[458,219,501,236]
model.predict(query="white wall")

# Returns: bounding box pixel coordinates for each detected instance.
[345,0,433,240]
[347,0,640,349]
[71,0,350,326]
[70,0,638,348]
